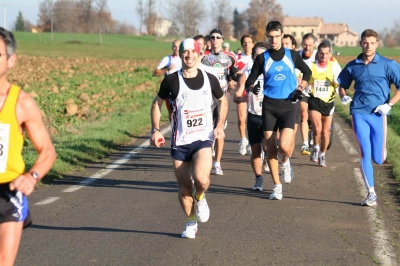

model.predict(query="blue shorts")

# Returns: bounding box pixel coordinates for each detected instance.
[171,140,212,162]
[0,183,32,228]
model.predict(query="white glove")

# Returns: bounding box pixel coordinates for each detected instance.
[341,95,352,105]
[374,103,392,115]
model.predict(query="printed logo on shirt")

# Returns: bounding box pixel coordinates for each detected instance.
[274,74,286,81]
[208,56,214,62]
[275,66,283,72]
[181,92,188,100]
[202,90,209,96]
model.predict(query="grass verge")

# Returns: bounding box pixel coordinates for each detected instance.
[23,99,168,183]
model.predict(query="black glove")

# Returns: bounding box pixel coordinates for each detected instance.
[289,89,304,102]
[253,81,261,95]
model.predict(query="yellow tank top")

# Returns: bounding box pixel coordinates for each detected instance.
[310,61,336,103]
[0,84,25,183]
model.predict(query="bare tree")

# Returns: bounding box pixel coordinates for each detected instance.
[135,0,144,35]
[380,20,400,47]
[245,0,283,41]
[37,0,54,32]
[169,0,205,37]
[53,0,79,33]
[213,0,233,39]
[145,0,157,35]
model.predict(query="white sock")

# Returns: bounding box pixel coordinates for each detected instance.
[368,187,376,194]
[303,141,309,146]
[241,137,248,142]
[319,152,325,157]
[282,158,290,166]
[274,183,282,189]
[214,162,221,168]
[314,145,320,151]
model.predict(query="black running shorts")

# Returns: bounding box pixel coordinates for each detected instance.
[0,183,32,229]
[308,97,335,116]
[247,113,264,145]
[171,140,212,162]
[262,97,297,132]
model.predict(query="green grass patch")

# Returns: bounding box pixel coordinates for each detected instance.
[14,32,175,60]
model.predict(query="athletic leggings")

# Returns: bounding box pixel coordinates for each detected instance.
[352,113,387,188]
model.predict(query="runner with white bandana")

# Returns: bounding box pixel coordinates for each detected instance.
[150,39,228,238]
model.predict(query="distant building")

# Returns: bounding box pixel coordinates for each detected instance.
[154,18,172,37]
[282,17,359,47]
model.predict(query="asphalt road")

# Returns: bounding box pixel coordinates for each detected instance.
[16,103,400,266]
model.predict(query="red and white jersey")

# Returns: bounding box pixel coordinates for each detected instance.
[237,54,253,71]
[171,69,215,146]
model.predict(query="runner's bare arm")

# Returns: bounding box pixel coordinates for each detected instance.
[9,91,56,196]
[150,96,165,147]
[216,94,228,129]
[233,74,247,104]
[153,68,168,77]
[388,90,400,105]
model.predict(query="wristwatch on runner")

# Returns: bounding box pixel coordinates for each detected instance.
[151,128,160,134]
[30,171,39,181]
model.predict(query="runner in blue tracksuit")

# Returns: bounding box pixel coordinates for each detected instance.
[245,21,311,200]
[338,29,400,207]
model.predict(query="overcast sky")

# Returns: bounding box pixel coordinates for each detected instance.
[1,0,399,36]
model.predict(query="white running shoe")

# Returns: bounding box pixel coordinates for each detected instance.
[252,177,264,191]
[269,185,283,200]
[181,220,198,239]
[194,194,210,223]
[263,158,270,172]
[239,139,249,155]
[280,162,293,184]
[301,144,311,155]
[318,155,327,167]
[310,149,318,163]
[361,193,377,207]
[214,165,223,175]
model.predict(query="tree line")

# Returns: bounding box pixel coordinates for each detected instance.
[15,0,136,35]
[136,0,283,40]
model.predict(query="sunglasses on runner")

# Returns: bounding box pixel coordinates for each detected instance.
[210,36,222,40]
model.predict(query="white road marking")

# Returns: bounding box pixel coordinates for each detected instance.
[35,197,60,205]
[353,169,396,265]
[334,122,358,155]
[335,120,396,265]
[62,127,171,193]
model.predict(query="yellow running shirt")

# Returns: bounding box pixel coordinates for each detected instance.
[309,61,340,103]
[0,84,25,183]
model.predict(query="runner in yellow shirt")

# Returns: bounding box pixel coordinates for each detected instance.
[308,40,341,167]
[0,27,56,265]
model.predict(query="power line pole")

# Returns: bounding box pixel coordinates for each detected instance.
[3,5,6,30]
[51,11,54,42]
